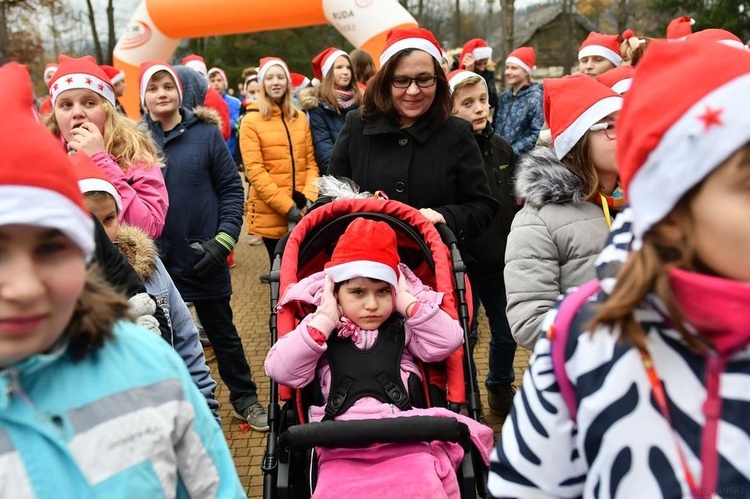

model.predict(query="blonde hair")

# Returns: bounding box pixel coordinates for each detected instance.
[620,36,653,67]
[259,65,299,121]
[44,92,164,173]
[449,75,485,108]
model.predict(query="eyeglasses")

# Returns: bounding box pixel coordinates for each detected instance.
[391,75,438,89]
[589,122,617,140]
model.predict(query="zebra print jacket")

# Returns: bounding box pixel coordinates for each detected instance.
[488,207,750,498]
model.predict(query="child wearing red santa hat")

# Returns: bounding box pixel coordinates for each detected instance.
[578,31,622,76]
[458,37,499,109]
[43,55,169,240]
[490,38,750,499]
[0,61,242,497]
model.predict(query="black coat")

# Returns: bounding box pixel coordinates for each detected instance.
[461,123,517,280]
[328,110,499,242]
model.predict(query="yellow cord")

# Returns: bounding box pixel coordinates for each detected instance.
[600,193,612,228]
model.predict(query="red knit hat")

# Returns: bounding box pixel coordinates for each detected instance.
[73,152,122,212]
[686,29,746,49]
[544,74,622,160]
[312,47,349,80]
[380,28,443,67]
[207,67,228,89]
[100,64,125,85]
[596,65,635,94]
[506,46,536,75]
[258,57,291,85]
[459,38,493,70]
[0,62,94,259]
[290,73,311,92]
[43,63,58,82]
[617,39,750,240]
[138,61,183,107]
[666,16,695,40]
[48,55,115,108]
[182,54,207,76]
[324,218,400,288]
[447,70,486,94]
[578,32,622,67]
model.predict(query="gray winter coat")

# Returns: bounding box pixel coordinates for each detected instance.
[504,148,611,349]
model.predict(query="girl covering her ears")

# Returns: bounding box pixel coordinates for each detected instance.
[299,47,362,175]
[44,55,169,240]
[490,39,750,499]
[504,74,623,350]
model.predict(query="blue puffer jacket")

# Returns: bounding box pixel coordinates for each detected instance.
[0,322,244,498]
[143,107,244,302]
[222,92,242,160]
[493,83,544,157]
[298,89,359,175]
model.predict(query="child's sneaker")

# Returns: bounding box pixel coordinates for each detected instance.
[233,402,269,432]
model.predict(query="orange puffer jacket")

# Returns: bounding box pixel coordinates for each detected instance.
[240,102,319,238]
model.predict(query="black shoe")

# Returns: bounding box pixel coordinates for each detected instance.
[486,381,516,420]
[259,273,271,283]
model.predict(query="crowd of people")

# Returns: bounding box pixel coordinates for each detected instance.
[1,13,749,497]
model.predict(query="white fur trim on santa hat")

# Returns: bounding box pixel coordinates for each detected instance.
[472,46,493,61]
[448,70,486,94]
[109,70,125,85]
[324,260,398,289]
[506,56,535,75]
[322,50,348,79]
[184,60,207,76]
[629,72,750,240]
[0,185,95,260]
[380,38,442,67]
[578,45,623,67]
[139,64,182,106]
[611,78,633,94]
[208,67,228,88]
[50,73,115,108]
[553,96,623,159]
[258,60,291,84]
[78,178,122,212]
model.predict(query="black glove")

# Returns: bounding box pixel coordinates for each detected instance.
[193,238,231,278]
[292,190,308,210]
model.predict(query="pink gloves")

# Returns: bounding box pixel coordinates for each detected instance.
[308,276,340,338]
[396,272,418,317]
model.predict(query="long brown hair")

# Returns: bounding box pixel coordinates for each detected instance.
[314,54,362,114]
[562,132,601,201]
[362,49,451,130]
[350,49,376,86]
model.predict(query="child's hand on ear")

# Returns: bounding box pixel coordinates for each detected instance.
[396,273,418,317]
[67,122,106,156]
[309,276,340,338]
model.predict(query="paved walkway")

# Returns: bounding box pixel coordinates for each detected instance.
[210,227,531,497]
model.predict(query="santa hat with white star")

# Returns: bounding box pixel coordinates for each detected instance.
[48,55,115,108]
[618,39,750,240]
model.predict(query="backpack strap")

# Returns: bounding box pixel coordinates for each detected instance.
[548,279,601,422]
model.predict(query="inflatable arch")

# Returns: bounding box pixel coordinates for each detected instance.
[113,0,417,115]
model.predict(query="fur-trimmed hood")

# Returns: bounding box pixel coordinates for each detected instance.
[297,88,321,112]
[193,105,221,127]
[115,225,158,281]
[514,147,584,209]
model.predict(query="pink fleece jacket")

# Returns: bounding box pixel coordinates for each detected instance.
[91,152,169,239]
[265,264,464,422]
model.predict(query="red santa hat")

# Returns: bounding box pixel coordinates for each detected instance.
[506,46,536,75]
[578,32,622,67]
[324,218,400,288]
[447,70,486,94]
[667,16,695,40]
[257,57,291,85]
[73,152,122,212]
[543,73,623,160]
[43,63,59,82]
[312,47,349,80]
[48,55,115,108]
[207,67,228,89]
[380,28,443,67]
[459,38,493,69]
[618,39,750,241]
[596,65,635,94]
[290,73,311,92]
[100,64,125,85]
[138,61,183,107]
[686,29,746,50]
[182,54,207,76]
[0,62,94,259]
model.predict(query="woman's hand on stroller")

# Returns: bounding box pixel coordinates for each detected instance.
[309,276,340,337]
[396,273,418,317]
[418,208,446,225]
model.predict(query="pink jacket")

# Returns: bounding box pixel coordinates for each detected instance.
[265,264,464,422]
[91,152,169,239]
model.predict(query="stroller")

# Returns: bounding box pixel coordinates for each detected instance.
[262,198,489,499]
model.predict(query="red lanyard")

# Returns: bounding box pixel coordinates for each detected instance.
[640,351,701,498]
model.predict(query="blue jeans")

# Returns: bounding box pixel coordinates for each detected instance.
[469,276,517,387]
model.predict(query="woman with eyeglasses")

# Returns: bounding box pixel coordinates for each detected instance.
[328,28,498,243]
[504,74,623,350]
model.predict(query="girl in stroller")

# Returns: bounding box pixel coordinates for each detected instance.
[264,216,491,498]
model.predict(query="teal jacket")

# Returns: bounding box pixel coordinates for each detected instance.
[0,321,245,498]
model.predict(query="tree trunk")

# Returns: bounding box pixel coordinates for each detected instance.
[455,0,461,46]
[417,0,423,22]
[616,0,628,35]
[84,0,103,63]
[107,0,115,64]
[499,0,514,85]
[563,0,577,75]
[0,1,8,66]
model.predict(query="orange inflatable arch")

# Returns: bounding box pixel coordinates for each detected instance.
[114,0,417,115]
